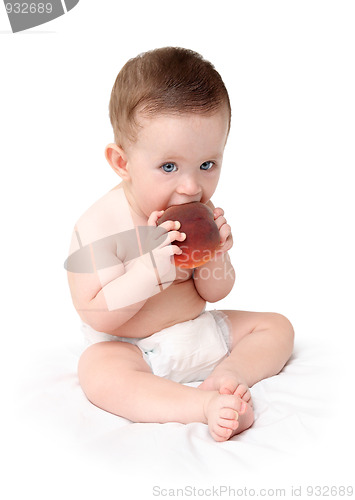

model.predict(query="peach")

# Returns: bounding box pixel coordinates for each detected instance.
[157,202,220,268]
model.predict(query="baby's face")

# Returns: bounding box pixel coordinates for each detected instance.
[122,109,229,218]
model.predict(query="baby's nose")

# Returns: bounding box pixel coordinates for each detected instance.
[176,175,202,196]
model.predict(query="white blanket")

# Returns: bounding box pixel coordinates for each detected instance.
[8,334,351,499]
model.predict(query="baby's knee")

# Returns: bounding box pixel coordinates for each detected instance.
[78,341,149,401]
[270,312,293,328]
[268,312,295,347]
[78,342,108,398]
[78,342,122,395]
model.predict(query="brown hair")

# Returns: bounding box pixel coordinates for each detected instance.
[109,47,231,148]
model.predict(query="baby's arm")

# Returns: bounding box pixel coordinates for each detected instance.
[67,212,184,333]
[194,252,235,303]
[193,203,235,303]
[68,252,158,333]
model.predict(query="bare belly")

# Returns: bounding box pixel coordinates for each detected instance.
[108,277,206,338]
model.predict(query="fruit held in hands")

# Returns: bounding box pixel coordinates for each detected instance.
[157,202,220,268]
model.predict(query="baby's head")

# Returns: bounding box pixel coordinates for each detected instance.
[109,46,231,149]
[106,47,231,216]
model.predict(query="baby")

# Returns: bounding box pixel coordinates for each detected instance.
[66,47,294,442]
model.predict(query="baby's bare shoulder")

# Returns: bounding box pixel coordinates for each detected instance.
[74,186,134,246]
[66,187,133,295]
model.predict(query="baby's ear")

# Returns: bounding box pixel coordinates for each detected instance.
[105,144,130,180]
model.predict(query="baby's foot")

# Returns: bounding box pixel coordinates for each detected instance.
[199,370,253,407]
[204,392,254,442]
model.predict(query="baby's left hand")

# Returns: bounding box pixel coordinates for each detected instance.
[213,207,233,255]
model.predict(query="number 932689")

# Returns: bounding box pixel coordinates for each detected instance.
[5,3,53,14]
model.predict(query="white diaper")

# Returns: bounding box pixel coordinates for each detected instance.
[81,310,232,384]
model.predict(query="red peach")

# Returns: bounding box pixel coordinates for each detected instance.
[157,201,220,268]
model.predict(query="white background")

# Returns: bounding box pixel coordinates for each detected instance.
[1,1,354,498]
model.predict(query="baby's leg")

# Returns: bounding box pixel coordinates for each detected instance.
[200,311,294,395]
[78,341,253,441]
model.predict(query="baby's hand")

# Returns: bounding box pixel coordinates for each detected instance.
[213,207,233,255]
[146,210,186,277]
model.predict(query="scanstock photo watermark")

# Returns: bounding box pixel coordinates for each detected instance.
[152,484,354,497]
[3,0,79,32]
[64,225,233,282]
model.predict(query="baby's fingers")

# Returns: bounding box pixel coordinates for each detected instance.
[219,223,231,244]
[213,207,224,220]
[170,244,184,256]
[158,219,181,232]
[214,215,227,231]
[157,230,186,248]
[147,210,165,226]
[154,244,181,258]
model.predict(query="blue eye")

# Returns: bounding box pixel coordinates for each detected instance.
[200,161,214,171]
[161,163,177,173]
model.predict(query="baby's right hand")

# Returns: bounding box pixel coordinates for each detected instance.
[147,210,186,277]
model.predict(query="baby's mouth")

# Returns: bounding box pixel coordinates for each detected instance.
[166,199,202,208]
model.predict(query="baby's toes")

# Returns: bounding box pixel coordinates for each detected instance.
[218,377,237,395]
[219,417,239,431]
[207,393,253,442]
[220,407,239,420]
[234,385,253,407]
[211,424,234,442]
